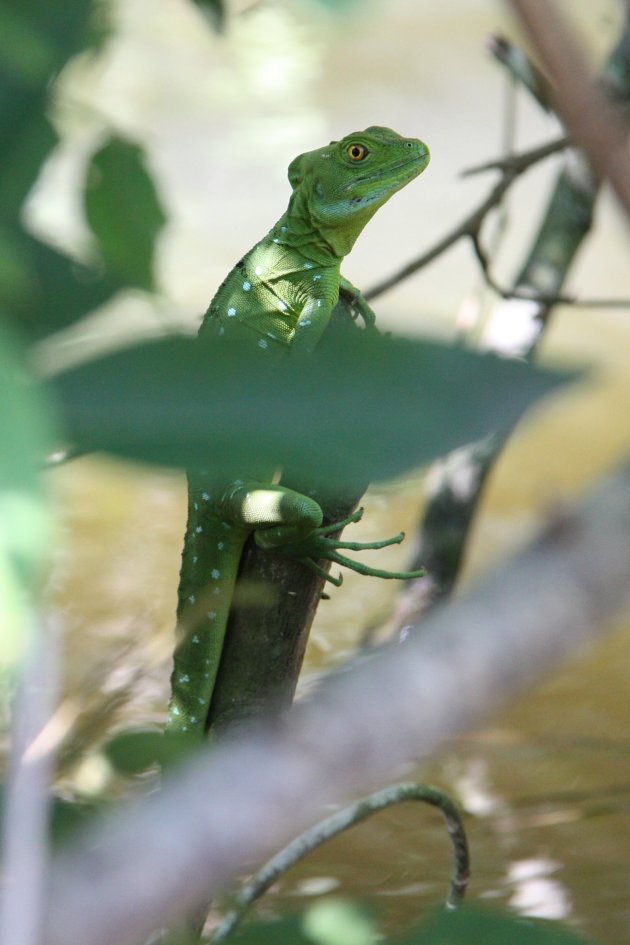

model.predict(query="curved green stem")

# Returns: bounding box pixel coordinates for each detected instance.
[209,782,470,943]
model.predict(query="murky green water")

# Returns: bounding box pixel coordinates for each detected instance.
[38,0,630,941]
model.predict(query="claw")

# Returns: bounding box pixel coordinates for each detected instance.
[273,509,424,584]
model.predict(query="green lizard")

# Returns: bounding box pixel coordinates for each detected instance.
[168,126,430,736]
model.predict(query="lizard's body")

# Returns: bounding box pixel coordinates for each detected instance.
[168,126,429,735]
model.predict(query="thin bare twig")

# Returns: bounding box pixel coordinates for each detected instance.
[469,230,630,308]
[365,136,568,302]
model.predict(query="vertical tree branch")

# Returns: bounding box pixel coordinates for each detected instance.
[205,302,367,733]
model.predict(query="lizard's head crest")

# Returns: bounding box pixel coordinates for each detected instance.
[287,126,429,240]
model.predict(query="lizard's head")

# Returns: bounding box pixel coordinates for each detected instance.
[287,126,429,248]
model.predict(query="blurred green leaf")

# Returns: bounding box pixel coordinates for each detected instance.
[0,784,100,844]
[52,331,577,490]
[230,916,312,945]
[0,0,96,220]
[0,0,115,337]
[228,901,380,945]
[192,0,224,31]
[0,323,55,664]
[85,137,167,292]
[7,232,124,341]
[103,729,200,775]
[401,906,598,944]
[302,900,378,945]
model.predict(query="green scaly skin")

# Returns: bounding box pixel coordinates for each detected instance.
[168,127,430,736]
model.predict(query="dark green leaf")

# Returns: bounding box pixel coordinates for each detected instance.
[230,901,381,945]
[49,795,100,842]
[52,331,577,491]
[230,916,312,945]
[5,232,124,340]
[191,0,224,32]
[0,0,96,219]
[401,906,598,945]
[0,784,100,844]
[103,729,200,775]
[0,0,115,338]
[85,137,167,292]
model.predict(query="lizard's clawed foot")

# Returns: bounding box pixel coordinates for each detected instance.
[271,507,425,587]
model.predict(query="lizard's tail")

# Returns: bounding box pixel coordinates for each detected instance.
[167,481,245,736]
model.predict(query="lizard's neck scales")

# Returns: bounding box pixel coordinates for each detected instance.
[280,188,356,264]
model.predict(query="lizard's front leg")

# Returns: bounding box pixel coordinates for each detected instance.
[222,482,425,586]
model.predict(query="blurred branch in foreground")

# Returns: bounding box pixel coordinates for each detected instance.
[42,455,630,945]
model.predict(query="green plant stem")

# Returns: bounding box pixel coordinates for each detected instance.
[209,782,469,943]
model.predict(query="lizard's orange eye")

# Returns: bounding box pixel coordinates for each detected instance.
[346,143,369,161]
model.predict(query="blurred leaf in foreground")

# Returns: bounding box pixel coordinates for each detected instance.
[85,137,167,292]
[52,331,577,490]
[0,323,55,664]
[8,233,124,341]
[401,906,598,944]
[302,900,379,945]
[0,0,122,340]
[103,729,200,776]
[191,0,224,31]
[229,901,379,945]
[0,0,96,222]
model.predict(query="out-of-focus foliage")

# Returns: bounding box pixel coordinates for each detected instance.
[224,901,598,945]
[0,323,54,663]
[52,332,575,488]
[85,137,166,292]
[0,3,602,943]
[0,0,165,666]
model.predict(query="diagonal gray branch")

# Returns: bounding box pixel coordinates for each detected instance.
[43,457,630,945]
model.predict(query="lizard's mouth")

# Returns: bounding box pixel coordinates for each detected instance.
[343,154,428,193]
